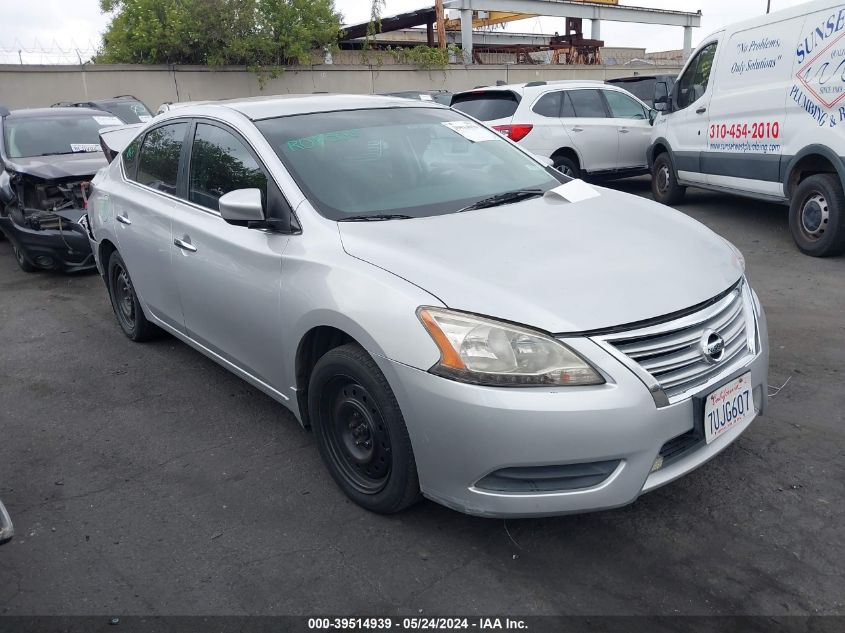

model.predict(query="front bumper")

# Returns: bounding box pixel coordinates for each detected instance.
[0,215,94,272]
[377,308,769,518]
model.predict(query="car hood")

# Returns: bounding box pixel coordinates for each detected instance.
[338,186,743,333]
[4,153,107,180]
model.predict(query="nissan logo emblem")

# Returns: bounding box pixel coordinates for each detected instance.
[700,329,726,364]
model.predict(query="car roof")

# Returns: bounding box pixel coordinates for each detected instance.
[168,93,448,121]
[454,80,607,96]
[6,106,106,120]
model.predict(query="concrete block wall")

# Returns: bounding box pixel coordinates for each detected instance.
[0,63,683,111]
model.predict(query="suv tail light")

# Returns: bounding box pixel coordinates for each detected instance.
[493,124,533,142]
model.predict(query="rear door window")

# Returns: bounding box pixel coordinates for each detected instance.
[136,122,188,195]
[567,90,609,118]
[532,92,562,118]
[451,91,520,121]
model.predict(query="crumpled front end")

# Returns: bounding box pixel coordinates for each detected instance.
[0,172,95,272]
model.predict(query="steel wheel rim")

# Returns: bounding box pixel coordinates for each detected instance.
[800,192,829,241]
[114,265,136,328]
[321,376,391,494]
[656,164,671,194]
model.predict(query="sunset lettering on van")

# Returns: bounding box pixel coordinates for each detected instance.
[796,8,845,63]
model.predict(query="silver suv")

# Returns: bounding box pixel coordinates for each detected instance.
[88,95,768,517]
[452,81,657,180]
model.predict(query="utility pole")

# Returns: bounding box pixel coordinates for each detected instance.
[767,0,771,13]
[435,0,446,50]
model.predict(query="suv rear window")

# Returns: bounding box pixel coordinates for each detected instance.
[608,79,656,103]
[451,91,520,121]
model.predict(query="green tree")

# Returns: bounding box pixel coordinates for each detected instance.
[97,0,342,67]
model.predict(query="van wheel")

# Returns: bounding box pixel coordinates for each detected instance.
[789,174,845,257]
[652,153,686,206]
[106,251,160,341]
[554,156,580,179]
[308,343,421,514]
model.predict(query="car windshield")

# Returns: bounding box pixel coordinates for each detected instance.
[255,107,561,220]
[103,101,152,124]
[3,115,105,158]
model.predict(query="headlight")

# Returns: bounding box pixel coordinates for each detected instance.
[417,307,604,387]
[723,238,746,273]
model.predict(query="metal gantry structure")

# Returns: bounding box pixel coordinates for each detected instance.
[444,0,702,63]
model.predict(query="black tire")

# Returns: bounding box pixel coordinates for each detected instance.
[553,155,580,179]
[789,174,845,257]
[12,242,37,273]
[106,250,160,341]
[308,343,421,514]
[651,152,686,206]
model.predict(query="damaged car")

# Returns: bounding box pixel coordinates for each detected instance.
[0,106,112,272]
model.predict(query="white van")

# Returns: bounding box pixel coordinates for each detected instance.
[649,0,845,257]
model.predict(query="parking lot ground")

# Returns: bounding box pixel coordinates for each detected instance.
[0,178,843,616]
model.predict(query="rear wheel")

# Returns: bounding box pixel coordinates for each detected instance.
[308,343,421,514]
[651,152,686,206]
[106,251,160,341]
[12,243,37,273]
[789,174,845,257]
[553,155,580,179]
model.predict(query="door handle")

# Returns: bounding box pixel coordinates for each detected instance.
[571,127,584,133]
[116,214,131,226]
[696,107,707,114]
[619,128,630,134]
[173,237,197,253]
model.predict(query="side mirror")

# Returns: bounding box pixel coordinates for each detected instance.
[219,188,265,224]
[532,154,554,168]
[0,499,13,545]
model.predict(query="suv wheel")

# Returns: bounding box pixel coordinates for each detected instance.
[652,153,686,206]
[106,251,160,341]
[789,174,845,257]
[308,343,421,514]
[554,156,580,179]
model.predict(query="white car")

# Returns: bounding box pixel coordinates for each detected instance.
[452,81,657,180]
[649,0,845,257]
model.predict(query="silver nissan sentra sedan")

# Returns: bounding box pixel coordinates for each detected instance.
[87,95,769,517]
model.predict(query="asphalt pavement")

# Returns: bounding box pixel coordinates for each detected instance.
[0,177,843,616]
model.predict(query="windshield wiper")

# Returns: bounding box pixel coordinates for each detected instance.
[338,214,413,222]
[39,150,97,156]
[457,189,544,213]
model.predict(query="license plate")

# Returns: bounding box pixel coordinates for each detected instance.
[704,372,755,444]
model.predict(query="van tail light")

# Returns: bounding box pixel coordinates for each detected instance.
[493,124,533,142]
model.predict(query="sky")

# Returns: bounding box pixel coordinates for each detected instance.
[0,0,812,64]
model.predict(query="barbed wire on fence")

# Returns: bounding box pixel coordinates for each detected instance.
[0,38,100,65]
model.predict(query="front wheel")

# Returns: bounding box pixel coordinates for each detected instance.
[12,243,37,273]
[651,153,686,206]
[106,251,160,341]
[789,174,845,257]
[308,343,421,514]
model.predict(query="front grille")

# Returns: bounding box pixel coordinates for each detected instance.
[599,283,754,403]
